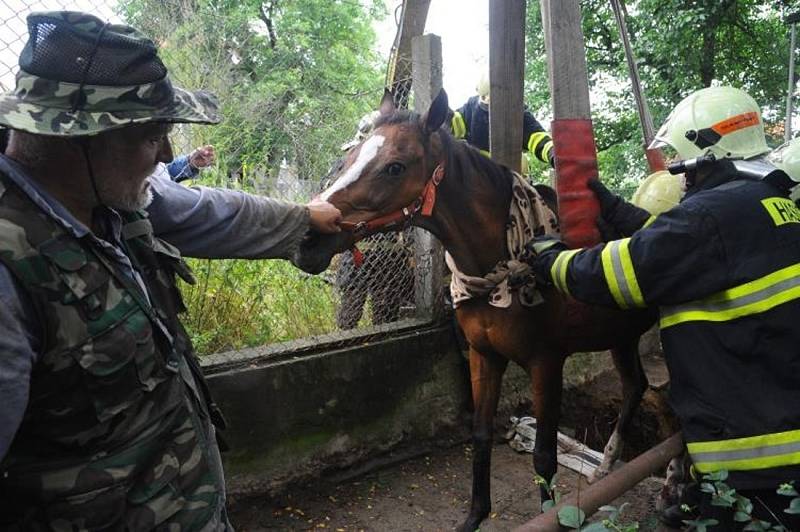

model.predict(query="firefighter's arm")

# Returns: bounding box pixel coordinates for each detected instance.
[523,111,554,167]
[451,104,468,140]
[528,204,728,309]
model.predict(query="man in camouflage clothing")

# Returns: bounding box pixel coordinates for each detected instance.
[0,11,341,531]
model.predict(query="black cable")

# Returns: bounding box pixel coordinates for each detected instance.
[78,138,103,207]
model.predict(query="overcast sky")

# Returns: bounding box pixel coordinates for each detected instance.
[378,0,490,106]
[0,0,488,105]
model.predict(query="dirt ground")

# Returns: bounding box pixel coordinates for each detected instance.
[227,440,666,531]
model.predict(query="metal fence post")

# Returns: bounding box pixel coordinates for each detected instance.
[411,34,445,322]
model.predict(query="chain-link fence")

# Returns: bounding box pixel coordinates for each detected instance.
[0,0,434,357]
[0,0,646,358]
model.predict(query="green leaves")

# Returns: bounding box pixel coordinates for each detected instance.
[786,497,800,515]
[525,0,790,192]
[557,505,586,529]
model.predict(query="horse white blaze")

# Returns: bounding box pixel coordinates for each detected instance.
[319,135,385,201]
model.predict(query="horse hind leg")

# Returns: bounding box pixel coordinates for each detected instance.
[459,347,508,532]
[528,352,565,509]
[590,336,649,483]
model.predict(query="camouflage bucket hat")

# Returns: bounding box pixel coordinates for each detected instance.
[0,11,220,136]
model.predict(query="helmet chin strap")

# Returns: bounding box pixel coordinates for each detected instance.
[77,138,104,208]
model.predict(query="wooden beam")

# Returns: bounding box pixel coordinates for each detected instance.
[543,0,591,120]
[388,0,432,108]
[541,0,601,248]
[411,34,445,322]
[489,0,526,172]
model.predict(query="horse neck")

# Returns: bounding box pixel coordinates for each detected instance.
[416,143,513,277]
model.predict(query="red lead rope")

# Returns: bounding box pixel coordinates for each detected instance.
[339,163,445,268]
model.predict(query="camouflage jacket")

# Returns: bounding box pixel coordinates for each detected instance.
[0,172,229,531]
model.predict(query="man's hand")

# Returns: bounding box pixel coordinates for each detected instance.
[306,198,342,234]
[189,145,216,170]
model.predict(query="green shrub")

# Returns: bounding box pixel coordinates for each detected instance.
[180,258,337,355]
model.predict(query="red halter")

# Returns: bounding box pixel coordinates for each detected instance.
[339,162,445,240]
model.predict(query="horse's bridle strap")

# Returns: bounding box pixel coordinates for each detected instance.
[340,162,445,238]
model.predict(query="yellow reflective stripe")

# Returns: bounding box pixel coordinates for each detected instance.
[452,112,467,138]
[618,239,645,307]
[479,148,491,158]
[660,262,800,329]
[602,242,628,308]
[601,239,645,309]
[528,131,549,153]
[540,140,554,162]
[549,249,580,296]
[642,215,657,228]
[688,429,800,473]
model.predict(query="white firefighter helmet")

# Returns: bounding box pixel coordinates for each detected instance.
[341,110,381,151]
[477,71,490,105]
[631,170,684,215]
[649,86,770,161]
[767,137,800,183]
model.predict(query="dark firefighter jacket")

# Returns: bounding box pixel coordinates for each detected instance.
[539,161,800,489]
[451,96,554,165]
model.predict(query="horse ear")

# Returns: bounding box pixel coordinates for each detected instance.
[422,88,449,134]
[379,89,395,117]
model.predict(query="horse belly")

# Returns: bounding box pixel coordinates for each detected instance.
[456,302,551,366]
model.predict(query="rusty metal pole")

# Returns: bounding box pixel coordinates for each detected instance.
[513,432,685,532]
[609,0,665,172]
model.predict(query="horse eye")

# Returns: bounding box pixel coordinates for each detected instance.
[386,162,405,177]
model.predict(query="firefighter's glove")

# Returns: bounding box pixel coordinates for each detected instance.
[523,236,568,286]
[587,179,651,238]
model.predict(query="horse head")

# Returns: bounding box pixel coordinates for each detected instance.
[293,89,451,274]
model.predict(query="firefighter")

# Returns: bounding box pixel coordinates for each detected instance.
[525,86,800,529]
[451,72,555,174]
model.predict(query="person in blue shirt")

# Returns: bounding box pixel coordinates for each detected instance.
[168,144,216,182]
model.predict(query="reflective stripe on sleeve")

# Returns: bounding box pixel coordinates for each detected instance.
[549,249,580,296]
[540,140,554,163]
[528,132,553,163]
[660,262,800,328]
[600,238,646,309]
[452,112,467,139]
[642,215,657,228]
[688,429,800,473]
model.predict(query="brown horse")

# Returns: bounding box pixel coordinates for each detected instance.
[294,90,656,531]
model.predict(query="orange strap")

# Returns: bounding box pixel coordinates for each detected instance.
[339,162,445,240]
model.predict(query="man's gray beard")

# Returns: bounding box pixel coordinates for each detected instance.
[100,180,153,212]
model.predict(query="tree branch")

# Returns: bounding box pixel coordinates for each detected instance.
[259,1,278,49]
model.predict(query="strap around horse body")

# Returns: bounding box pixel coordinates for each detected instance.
[339,162,445,240]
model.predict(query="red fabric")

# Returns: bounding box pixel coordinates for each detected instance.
[351,246,364,268]
[552,118,602,248]
[645,147,667,172]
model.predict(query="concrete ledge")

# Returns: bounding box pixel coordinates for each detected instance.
[204,324,472,494]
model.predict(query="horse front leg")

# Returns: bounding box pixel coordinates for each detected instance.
[529,353,565,509]
[590,336,649,482]
[459,347,507,532]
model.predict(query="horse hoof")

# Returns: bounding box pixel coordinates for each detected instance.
[457,513,486,532]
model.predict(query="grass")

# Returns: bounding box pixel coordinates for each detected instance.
[180,258,338,356]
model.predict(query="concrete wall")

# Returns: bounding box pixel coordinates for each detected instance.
[203,324,477,494]
[199,324,667,495]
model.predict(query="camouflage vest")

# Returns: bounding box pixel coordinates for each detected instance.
[0,173,226,531]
